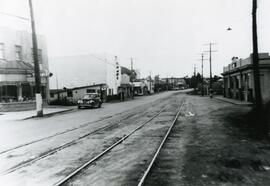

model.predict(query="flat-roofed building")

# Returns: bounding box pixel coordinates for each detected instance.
[222,53,270,104]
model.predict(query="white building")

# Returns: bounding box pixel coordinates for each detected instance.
[0,27,50,102]
[106,56,121,96]
[50,55,127,98]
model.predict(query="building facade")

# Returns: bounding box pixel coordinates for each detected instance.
[222,53,270,103]
[0,27,50,103]
[50,84,107,103]
[49,55,136,102]
[161,77,186,90]
[50,55,126,98]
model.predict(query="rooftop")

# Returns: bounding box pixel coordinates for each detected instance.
[223,53,270,75]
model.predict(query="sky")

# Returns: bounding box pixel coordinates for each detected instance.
[0,0,270,78]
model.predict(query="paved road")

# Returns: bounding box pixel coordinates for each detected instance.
[0,91,175,152]
[0,91,183,185]
[2,91,265,186]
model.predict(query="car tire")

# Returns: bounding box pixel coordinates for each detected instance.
[98,103,101,108]
[78,106,81,109]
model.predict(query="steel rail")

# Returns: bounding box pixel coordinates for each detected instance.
[1,123,114,175]
[0,107,141,155]
[137,102,184,186]
[2,105,166,175]
[53,106,168,186]
[0,117,112,155]
[0,97,165,155]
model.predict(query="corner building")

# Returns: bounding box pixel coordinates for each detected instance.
[0,27,49,102]
[222,53,270,104]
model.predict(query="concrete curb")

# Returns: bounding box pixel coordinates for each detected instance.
[214,97,253,106]
[22,108,76,120]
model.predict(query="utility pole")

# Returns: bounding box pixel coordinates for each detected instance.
[149,71,152,94]
[204,43,218,98]
[252,0,262,109]
[56,74,59,100]
[251,0,267,139]
[29,0,43,117]
[130,57,134,99]
[193,64,197,76]
[198,53,208,96]
[193,64,197,90]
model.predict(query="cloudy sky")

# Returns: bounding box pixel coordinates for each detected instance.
[0,0,270,78]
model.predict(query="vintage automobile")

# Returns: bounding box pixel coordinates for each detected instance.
[77,93,102,109]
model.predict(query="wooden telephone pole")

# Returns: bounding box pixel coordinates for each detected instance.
[252,0,262,109]
[130,57,134,99]
[204,43,218,98]
[198,53,208,96]
[29,0,43,116]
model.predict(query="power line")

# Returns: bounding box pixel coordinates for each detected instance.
[88,54,116,66]
[204,42,218,98]
[0,11,29,21]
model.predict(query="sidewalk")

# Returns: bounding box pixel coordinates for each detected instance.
[0,106,76,121]
[214,95,253,106]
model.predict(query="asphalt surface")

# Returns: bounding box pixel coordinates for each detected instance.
[1,91,269,186]
[0,91,182,185]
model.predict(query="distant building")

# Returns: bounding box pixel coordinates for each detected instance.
[50,55,130,99]
[49,55,137,101]
[50,84,107,103]
[0,27,50,103]
[118,66,132,100]
[145,76,154,94]
[161,77,186,90]
[133,81,148,96]
[222,53,270,103]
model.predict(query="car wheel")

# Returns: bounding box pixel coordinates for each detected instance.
[78,106,81,109]
[98,103,101,108]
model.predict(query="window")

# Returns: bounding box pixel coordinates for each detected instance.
[0,43,4,59]
[86,89,95,93]
[15,45,22,61]
[32,48,42,64]
[67,90,73,97]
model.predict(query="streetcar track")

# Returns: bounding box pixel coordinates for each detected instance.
[52,99,183,186]
[0,113,128,155]
[1,99,174,175]
[52,105,172,186]
[1,123,116,175]
[137,101,184,186]
[0,98,166,155]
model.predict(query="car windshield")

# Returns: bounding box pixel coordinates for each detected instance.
[83,94,97,99]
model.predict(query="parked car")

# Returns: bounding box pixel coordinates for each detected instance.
[77,93,102,109]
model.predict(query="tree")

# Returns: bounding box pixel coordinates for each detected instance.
[213,75,222,83]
